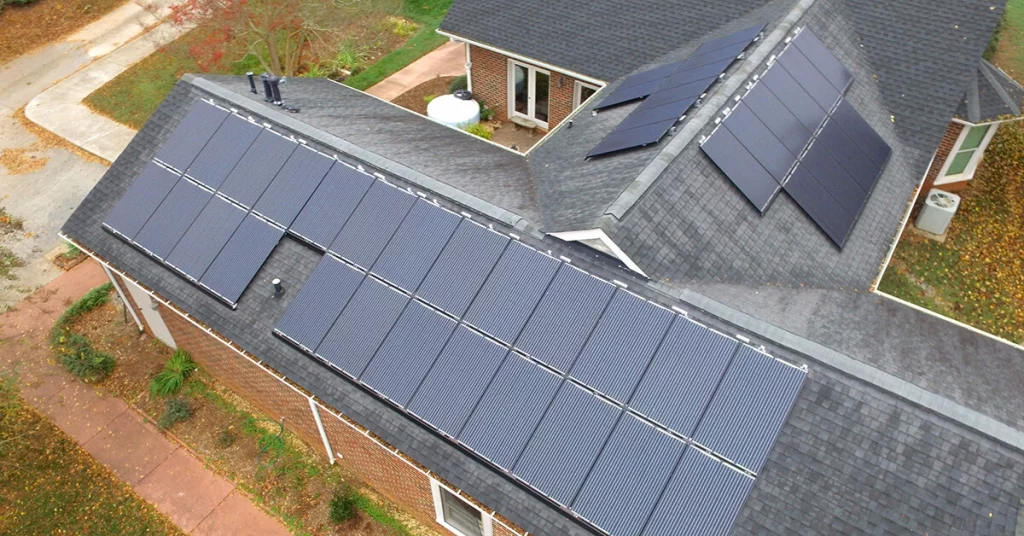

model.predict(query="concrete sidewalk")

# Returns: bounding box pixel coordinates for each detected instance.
[23,3,190,162]
[366,41,466,101]
[0,260,290,536]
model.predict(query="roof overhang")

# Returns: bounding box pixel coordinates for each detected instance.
[548,228,649,277]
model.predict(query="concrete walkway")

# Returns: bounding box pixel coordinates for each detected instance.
[0,260,290,536]
[366,41,466,101]
[25,12,190,162]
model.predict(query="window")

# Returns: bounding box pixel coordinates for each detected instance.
[936,123,997,184]
[431,480,492,536]
[574,81,600,109]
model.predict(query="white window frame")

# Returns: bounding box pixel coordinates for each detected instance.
[573,80,600,109]
[507,59,551,129]
[431,479,493,536]
[934,121,998,185]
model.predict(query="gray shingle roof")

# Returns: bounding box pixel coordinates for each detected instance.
[956,59,1024,123]
[62,72,1024,535]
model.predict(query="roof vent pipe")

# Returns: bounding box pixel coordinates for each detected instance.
[272,278,284,297]
[261,73,273,102]
[246,72,258,94]
[269,76,283,105]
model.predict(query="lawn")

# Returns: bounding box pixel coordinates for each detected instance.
[878,120,1024,344]
[989,0,1024,83]
[86,0,453,129]
[0,375,183,536]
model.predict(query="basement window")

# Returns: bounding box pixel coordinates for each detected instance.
[432,480,492,536]
[936,123,998,185]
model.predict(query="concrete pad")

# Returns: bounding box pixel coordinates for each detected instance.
[367,41,466,101]
[39,381,127,443]
[84,411,178,485]
[19,367,77,405]
[192,490,291,536]
[136,448,235,532]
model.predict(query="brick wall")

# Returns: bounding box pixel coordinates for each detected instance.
[114,275,526,536]
[921,122,968,195]
[469,44,586,129]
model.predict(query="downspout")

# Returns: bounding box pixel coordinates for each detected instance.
[465,41,473,92]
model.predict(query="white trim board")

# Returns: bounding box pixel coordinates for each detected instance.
[437,29,606,86]
[548,228,649,277]
[431,479,494,536]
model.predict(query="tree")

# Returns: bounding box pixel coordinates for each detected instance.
[170,0,399,77]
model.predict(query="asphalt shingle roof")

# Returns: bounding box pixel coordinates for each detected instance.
[63,72,1024,535]
[956,59,1024,123]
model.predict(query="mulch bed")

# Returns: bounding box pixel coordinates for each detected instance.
[392,76,458,115]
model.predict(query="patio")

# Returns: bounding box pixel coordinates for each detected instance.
[489,121,544,152]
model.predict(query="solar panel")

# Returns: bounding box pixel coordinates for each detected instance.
[164,196,246,278]
[740,83,814,155]
[641,448,754,536]
[458,354,563,467]
[329,181,417,269]
[700,126,780,212]
[200,214,284,305]
[371,201,461,293]
[629,319,738,435]
[133,179,212,259]
[515,266,616,372]
[360,300,456,406]
[253,146,334,227]
[791,30,852,94]
[569,291,674,403]
[416,220,510,317]
[185,114,263,190]
[407,326,508,437]
[832,100,892,168]
[463,243,561,344]
[273,256,364,352]
[218,130,297,207]
[513,383,620,506]
[316,276,408,376]
[692,345,806,473]
[103,162,180,239]
[154,101,228,172]
[775,43,842,111]
[758,62,829,132]
[572,415,685,536]
[290,163,374,249]
[722,102,799,183]
[588,26,764,157]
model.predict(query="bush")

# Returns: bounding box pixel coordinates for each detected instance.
[217,428,237,448]
[329,487,359,524]
[158,397,192,429]
[149,350,198,397]
[477,101,494,122]
[53,331,116,383]
[386,16,419,37]
[51,283,113,339]
[449,75,468,93]
[462,123,492,140]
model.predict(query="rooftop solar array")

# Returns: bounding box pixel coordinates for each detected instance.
[103,99,385,307]
[587,24,766,158]
[272,158,808,535]
[701,29,892,247]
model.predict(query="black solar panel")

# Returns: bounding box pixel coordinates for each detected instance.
[572,415,685,536]
[692,346,806,473]
[463,243,561,344]
[154,101,228,172]
[570,291,674,403]
[513,383,620,506]
[758,62,829,132]
[700,125,780,212]
[416,220,510,316]
[185,114,263,190]
[588,25,764,157]
[329,181,417,269]
[832,100,891,168]
[641,448,754,536]
[457,354,563,467]
[133,178,212,259]
[317,276,409,376]
[722,102,798,183]
[791,30,852,94]
[290,163,375,249]
[103,162,180,239]
[253,147,334,227]
[407,326,508,437]
[371,201,461,293]
[200,214,284,305]
[218,130,297,207]
[775,44,841,111]
[273,256,363,352]
[164,196,246,279]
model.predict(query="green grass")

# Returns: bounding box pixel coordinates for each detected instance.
[989,0,1024,82]
[0,374,183,536]
[344,0,453,90]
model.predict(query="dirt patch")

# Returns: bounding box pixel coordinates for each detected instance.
[0,0,128,66]
[0,146,49,175]
[14,107,111,165]
[390,76,457,115]
[52,250,87,271]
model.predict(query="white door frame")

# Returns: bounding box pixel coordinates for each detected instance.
[507,59,550,129]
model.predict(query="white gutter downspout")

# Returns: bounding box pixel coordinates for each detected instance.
[465,41,473,92]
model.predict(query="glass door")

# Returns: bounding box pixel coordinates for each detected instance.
[509,61,550,128]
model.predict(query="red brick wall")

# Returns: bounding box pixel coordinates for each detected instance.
[469,44,586,129]
[118,283,526,535]
[921,122,968,196]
